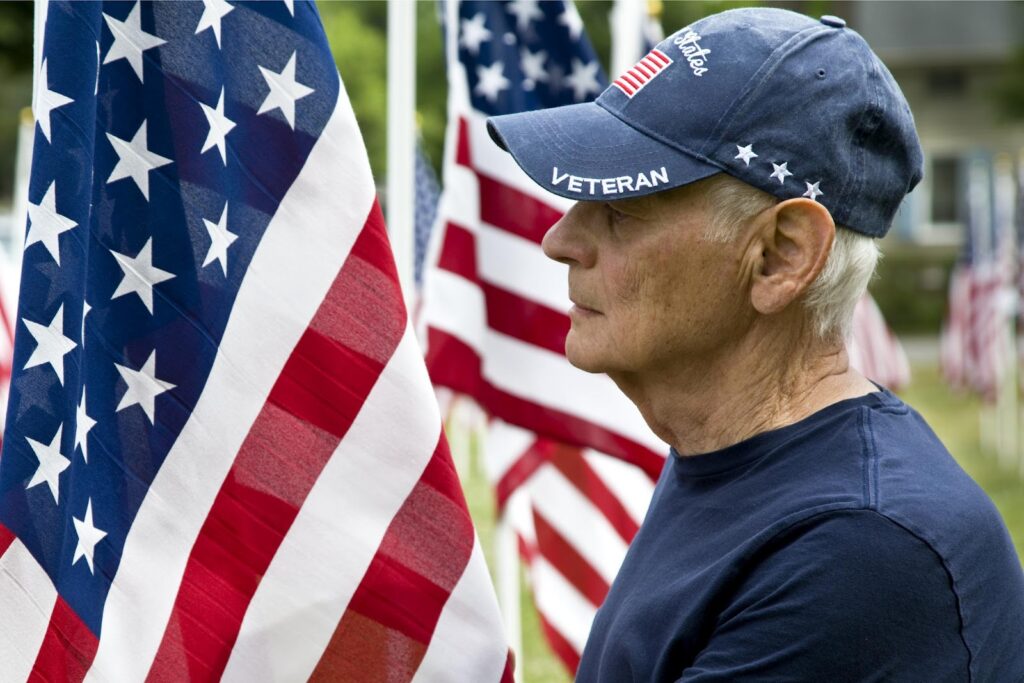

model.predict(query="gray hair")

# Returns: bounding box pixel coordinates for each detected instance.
[702,174,879,341]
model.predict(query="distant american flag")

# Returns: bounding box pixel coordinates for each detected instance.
[0,1,510,679]
[420,0,662,672]
[942,157,1013,402]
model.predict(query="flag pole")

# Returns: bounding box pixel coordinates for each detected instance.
[609,0,645,77]
[387,0,416,310]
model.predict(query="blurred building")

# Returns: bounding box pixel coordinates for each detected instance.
[842,0,1024,246]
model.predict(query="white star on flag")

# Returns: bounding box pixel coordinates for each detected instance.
[565,58,601,101]
[520,48,548,87]
[102,1,167,83]
[475,61,511,103]
[72,499,108,574]
[507,0,543,32]
[34,59,74,143]
[803,180,824,201]
[283,0,294,17]
[195,0,234,49]
[23,303,77,386]
[203,202,238,275]
[460,13,492,56]
[106,120,173,200]
[559,4,584,40]
[76,388,97,463]
[257,51,314,130]
[734,144,757,166]
[81,300,91,345]
[115,351,176,424]
[200,87,236,164]
[26,181,77,265]
[110,237,176,314]
[770,161,793,184]
[26,424,71,505]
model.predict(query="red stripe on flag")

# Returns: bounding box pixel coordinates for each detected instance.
[549,448,641,544]
[650,49,670,65]
[425,328,663,479]
[621,72,642,90]
[0,522,14,557]
[613,79,635,96]
[633,62,654,78]
[495,438,548,511]
[437,221,478,282]
[309,434,474,680]
[29,596,99,682]
[147,202,405,681]
[476,174,561,244]
[501,649,516,682]
[532,509,609,608]
[537,611,581,674]
[641,56,662,73]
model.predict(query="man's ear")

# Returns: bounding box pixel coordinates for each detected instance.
[749,198,834,316]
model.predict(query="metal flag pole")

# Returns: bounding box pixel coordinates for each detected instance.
[387,0,416,310]
[609,0,645,77]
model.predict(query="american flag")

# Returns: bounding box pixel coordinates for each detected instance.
[0,1,511,679]
[611,48,672,98]
[847,293,910,391]
[942,156,1014,401]
[419,0,663,672]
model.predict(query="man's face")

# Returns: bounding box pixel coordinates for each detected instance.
[541,178,757,377]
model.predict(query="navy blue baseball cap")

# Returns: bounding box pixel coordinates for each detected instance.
[486,8,923,238]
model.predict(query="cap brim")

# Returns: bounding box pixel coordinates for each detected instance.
[486,102,721,202]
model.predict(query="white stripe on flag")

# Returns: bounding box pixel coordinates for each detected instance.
[529,465,630,583]
[0,540,58,679]
[485,419,538,484]
[411,539,509,683]
[583,449,657,523]
[531,557,597,654]
[87,82,374,680]
[222,327,441,681]
[426,270,661,451]
[477,221,571,313]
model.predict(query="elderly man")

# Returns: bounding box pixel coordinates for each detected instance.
[486,7,1024,681]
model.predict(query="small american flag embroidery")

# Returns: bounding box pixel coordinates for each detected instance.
[612,49,673,98]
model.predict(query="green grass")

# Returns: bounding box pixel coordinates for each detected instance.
[459,362,1024,682]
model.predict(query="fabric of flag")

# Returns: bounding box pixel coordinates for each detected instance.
[414,142,442,287]
[0,1,511,680]
[941,156,1013,402]
[419,0,665,673]
[847,293,911,391]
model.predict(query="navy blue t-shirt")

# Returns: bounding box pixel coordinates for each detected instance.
[577,389,1024,682]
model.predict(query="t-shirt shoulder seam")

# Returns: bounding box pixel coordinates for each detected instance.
[766,507,975,680]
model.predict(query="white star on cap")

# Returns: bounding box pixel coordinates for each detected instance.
[26,424,70,505]
[734,144,757,166]
[195,0,234,49]
[565,58,601,101]
[460,13,492,56]
[507,0,543,31]
[26,181,77,266]
[106,120,173,200]
[803,180,824,201]
[115,351,176,424]
[23,304,77,386]
[200,87,236,164]
[72,499,108,574]
[770,162,793,184]
[110,237,176,314]
[34,59,74,143]
[475,61,510,103]
[258,51,314,130]
[102,2,166,83]
[75,388,97,463]
[203,202,238,275]
[559,4,584,40]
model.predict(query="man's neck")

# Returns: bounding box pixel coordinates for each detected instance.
[609,324,878,456]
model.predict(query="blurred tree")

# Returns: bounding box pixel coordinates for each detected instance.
[0,2,33,204]
[993,46,1024,121]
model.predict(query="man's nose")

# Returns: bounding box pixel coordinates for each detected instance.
[541,202,596,268]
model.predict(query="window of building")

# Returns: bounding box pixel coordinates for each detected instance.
[930,156,962,225]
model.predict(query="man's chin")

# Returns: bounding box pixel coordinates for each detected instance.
[564,338,613,375]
